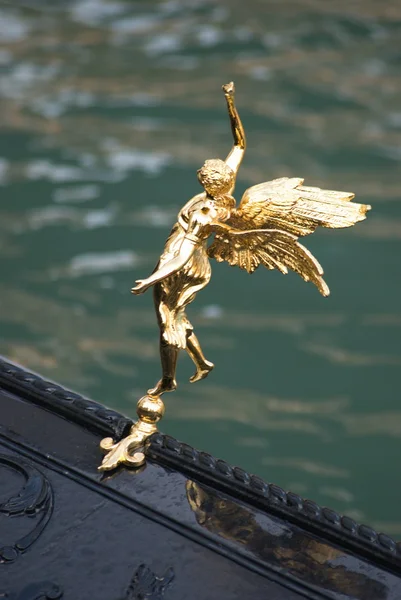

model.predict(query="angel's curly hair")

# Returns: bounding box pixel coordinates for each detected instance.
[197,159,235,197]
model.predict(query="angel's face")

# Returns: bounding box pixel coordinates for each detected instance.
[197,159,234,197]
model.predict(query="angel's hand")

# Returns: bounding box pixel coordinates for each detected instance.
[131,279,152,295]
[222,81,235,96]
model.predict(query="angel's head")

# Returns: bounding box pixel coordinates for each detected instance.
[197,159,235,197]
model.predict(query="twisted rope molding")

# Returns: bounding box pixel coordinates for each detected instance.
[0,357,133,439]
[146,433,401,570]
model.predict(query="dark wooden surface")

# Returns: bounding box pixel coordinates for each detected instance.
[1,358,400,599]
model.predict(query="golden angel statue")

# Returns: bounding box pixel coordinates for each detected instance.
[131,81,370,398]
[98,82,370,471]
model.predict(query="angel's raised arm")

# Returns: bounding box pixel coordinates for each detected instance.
[222,82,246,176]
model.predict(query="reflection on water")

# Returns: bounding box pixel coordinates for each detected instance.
[303,342,401,366]
[0,0,400,538]
[169,383,348,440]
[261,458,349,478]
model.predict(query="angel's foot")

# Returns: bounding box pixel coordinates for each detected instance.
[189,360,214,384]
[148,377,177,398]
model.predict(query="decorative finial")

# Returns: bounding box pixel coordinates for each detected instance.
[99,82,370,471]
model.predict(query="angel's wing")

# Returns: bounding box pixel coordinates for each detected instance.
[236,177,370,237]
[208,227,330,296]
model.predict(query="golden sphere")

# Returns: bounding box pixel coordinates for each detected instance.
[137,395,165,424]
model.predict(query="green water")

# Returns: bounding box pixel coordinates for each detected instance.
[1,0,401,538]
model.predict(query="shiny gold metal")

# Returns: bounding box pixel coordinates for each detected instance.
[99,81,370,470]
[99,394,164,470]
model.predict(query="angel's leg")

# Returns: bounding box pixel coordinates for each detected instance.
[186,330,214,383]
[148,337,179,397]
[148,282,180,397]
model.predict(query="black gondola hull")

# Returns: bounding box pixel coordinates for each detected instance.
[1,357,400,600]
